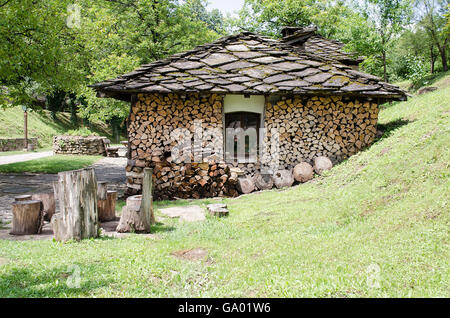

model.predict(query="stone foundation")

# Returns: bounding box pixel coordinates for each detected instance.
[0,138,38,152]
[53,136,107,156]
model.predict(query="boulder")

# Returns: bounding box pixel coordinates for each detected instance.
[314,156,333,175]
[293,162,314,182]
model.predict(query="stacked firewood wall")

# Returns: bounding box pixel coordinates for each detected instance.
[126,93,241,200]
[126,92,379,199]
[263,95,379,170]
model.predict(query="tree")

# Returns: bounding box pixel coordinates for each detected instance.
[361,0,412,82]
[0,0,86,107]
[418,0,449,72]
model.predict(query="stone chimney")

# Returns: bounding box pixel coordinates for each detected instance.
[281,26,317,46]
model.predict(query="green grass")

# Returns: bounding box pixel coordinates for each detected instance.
[0,107,113,148]
[394,70,450,92]
[0,155,102,174]
[0,81,449,297]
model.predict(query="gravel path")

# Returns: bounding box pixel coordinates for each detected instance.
[0,151,54,165]
[0,157,127,223]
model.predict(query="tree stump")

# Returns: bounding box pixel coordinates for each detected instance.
[99,190,117,222]
[97,181,108,222]
[314,156,333,175]
[237,176,255,194]
[10,200,43,235]
[293,162,314,183]
[116,168,153,233]
[51,168,99,241]
[254,173,274,190]
[32,192,56,222]
[273,170,295,189]
[15,195,32,202]
[207,203,229,217]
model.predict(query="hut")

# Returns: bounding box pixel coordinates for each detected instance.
[91,27,406,199]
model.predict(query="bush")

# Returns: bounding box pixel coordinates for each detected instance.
[66,127,99,137]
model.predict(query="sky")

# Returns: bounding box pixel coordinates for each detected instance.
[207,0,245,15]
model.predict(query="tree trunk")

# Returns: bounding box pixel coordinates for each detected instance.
[439,45,448,72]
[430,44,436,74]
[10,200,43,235]
[382,50,388,83]
[116,168,153,233]
[32,192,56,222]
[51,168,99,241]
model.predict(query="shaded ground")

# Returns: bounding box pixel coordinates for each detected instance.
[0,157,127,223]
[0,218,156,241]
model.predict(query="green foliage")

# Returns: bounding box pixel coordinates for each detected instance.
[0,0,86,106]
[0,0,223,124]
[66,128,99,137]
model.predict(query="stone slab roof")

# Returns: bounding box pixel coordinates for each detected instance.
[91,32,406,102]
[281,26,364,65]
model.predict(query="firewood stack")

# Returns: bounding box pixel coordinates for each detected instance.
[126,92,379,199]
[264,96,379,168]
[126,153,239,200]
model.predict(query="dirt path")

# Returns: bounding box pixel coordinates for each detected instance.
[0,157,127,223]
[0,151,53,165]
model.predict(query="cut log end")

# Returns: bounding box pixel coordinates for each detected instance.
[10,200,43,235]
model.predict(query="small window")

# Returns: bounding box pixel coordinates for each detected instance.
[225,112,260,161]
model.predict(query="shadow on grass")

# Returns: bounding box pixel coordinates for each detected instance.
[0,265,110,297]
[376,118,413,140]
[152,222,175,234]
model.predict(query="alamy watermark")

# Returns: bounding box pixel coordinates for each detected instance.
[66,4,81,29]
[168,119,281,174]
[366,263,381,289]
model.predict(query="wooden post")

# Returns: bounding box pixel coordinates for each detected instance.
[51,168,99,241]
[32,192,56,222]
[10,200,43,235]
[142,168,155,225]
[116,168,153,233]
[24,108,28,151]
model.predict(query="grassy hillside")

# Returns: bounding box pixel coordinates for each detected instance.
[0,107,113,148]
[0,79,448,297]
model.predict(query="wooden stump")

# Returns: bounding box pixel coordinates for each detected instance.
[10,200,43,235]
[237,176,255,194]
[273,170,295,189]
[207,203,229,217]
[314,156,333,175]
[97,181,108,221]
[293,162,314,183]
[99,190,117,222]
[254,173,274,190]
[116,168,153,233]
[32,192,56,222]
[15,195,32,202]
[51,168,99,241]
